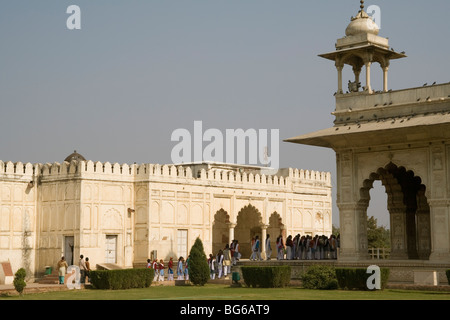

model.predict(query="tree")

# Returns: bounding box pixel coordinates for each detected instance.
[13,268,27,296]
[332,225,340,236]
[187,237,210,286]
[367,216,390,248]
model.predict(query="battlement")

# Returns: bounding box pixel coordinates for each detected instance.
[0,159,331,188]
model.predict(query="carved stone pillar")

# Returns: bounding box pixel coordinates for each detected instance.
[227,222,236,244]
[389,207,409,260]
[337,203,369,261]
[428,200,450,262]
[365,61,372,94]
[382,66,389,92]
[335,57,344,94]
[336,65,344,94]
[260,224,269,259]
[416,208,431,260]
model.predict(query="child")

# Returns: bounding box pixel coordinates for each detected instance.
[152,259,159,281]
[184,255,190,281]
[167,257,174,281]
[177,257,184,280]
[208,254,216,280]
[158,259,165,281]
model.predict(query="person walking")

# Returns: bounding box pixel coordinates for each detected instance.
[208,254,216,280]
[184,255,190,280]
[167,257,174,281]
[78,255,87,284]
[177,257,184,280]
[57,256,68,285]
[254,236,262,260]
[216,250,224,279]
[233,240,240,265]
[152,259,159,281]
[158,259,165,281]
[276,236,284,260]
[223,244,231,277]
[306,235,313,260]
[85,257,92,283]
[250,237,256,260]
[265,234,272,260]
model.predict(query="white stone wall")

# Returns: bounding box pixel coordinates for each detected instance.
[0,160,332,276]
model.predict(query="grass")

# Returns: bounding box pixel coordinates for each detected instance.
[1,284,450,300]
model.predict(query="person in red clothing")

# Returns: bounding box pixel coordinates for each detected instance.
[167,257,174,281]
[152,259,158,281]
[158,259,165,281]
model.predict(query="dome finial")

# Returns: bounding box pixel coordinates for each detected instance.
[360,0,365,11]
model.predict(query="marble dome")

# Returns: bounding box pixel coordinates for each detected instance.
[345,10,379,37]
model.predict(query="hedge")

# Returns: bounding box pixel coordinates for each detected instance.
[446,270,450,285]
[335,267,390,290]
[241,266,291,288]
[90,268,154,290]
[301,265,338,290]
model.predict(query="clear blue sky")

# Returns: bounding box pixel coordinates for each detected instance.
[1,1,449,227]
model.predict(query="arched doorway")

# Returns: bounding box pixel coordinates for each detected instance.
[359,162,431,260]
[212,209,230,254]
[235,205,263,258]
[267,212,284,249]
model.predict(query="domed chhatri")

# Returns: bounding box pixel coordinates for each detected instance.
[345,8,379,37]
[64,150,86,162]
[318,0,406,95]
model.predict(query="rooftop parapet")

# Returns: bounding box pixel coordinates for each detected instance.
[333,83,450,125]
[0,160,331,189]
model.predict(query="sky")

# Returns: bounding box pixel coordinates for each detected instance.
[1,0,449,227]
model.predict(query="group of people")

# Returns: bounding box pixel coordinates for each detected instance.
[56,254,92,285]
[55,234,339,286]
[147,256,190,281]
[275,234,340,260]
[207,242,234,280]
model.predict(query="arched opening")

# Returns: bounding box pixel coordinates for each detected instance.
[212,209,230,255]
[267,212,284,253]
[359,162,431,260]
[235,205,262,258]
[367,181,390,229]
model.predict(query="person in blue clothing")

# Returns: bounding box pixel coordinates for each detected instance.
[253,235,262,261]
[184,255,190,280]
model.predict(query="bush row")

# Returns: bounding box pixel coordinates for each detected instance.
[241,266,291,288]
[90,268,154,290]
[335,267,390,290]
[300,265,390,290]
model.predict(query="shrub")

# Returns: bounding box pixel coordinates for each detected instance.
[241,266,291,288]
[446,270,450,285]
[13,268,27,295]
[90,268,154,290]
[335,267,390,290]
[300,265,338,290]
[188,237,210,286]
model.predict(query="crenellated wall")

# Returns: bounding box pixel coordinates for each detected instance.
[0,159,332,278]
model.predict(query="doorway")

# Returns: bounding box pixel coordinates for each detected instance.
[105,235,117,263]
[64,236,74,266]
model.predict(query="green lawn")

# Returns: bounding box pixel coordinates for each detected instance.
[2,284,450,300]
